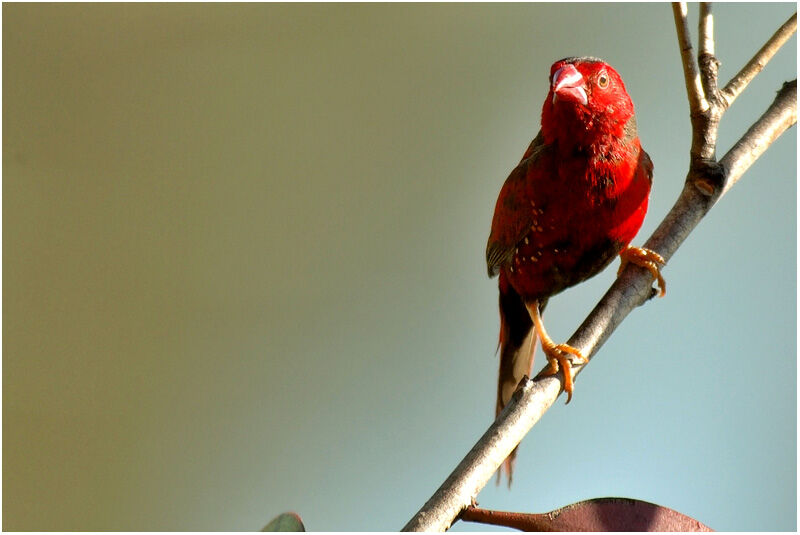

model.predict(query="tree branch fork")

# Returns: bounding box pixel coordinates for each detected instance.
[403,4,796,531]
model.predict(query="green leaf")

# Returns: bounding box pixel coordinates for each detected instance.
[262,512,305,532]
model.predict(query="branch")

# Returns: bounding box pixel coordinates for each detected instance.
[720,12,797,109]
[673,2,709,113]
[719,80,796,196]
[402,11,797,533]
[698,3,715,57]
[698,3,719,98]
[675,2,720,162]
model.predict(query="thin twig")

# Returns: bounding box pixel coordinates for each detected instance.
[698,3,719,99]
[673,2,709,113]
[720,12,797,109]
[460,506,549,531]
[699,3,715,57]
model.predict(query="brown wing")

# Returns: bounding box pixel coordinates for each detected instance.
[625,115,653,185]
[640,147,654,184]
[486,131,549,278]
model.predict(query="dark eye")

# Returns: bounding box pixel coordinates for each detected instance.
[597,73,610,89]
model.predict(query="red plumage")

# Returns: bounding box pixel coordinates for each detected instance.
[487,57,661,484]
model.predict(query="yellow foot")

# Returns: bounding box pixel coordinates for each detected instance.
[618,246,667,297]
[539,343,587,404]
[526,301,588,404]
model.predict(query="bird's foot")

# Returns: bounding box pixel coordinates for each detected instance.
[527,300,588,404]
[538,342,587,404]
[618,246,666,297]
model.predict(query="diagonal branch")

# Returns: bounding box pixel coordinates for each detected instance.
[719,80,797,196]
[720,12,797,109]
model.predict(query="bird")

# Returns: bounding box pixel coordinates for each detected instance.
[486,57,665,483]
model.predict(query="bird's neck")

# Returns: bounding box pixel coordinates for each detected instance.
[550,115,642,201]
[547,112,636,154]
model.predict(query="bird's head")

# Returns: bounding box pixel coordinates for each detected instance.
[541,57,636,147]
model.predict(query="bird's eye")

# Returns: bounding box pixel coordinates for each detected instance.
[597,73,610,89]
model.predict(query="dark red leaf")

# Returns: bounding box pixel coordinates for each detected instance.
[460,497,713,531]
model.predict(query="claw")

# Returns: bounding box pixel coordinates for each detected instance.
[546,351,576,402]
[619,246,666,297]
[555,343,588,364]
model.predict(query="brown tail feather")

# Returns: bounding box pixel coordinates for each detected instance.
[495,274,543,486]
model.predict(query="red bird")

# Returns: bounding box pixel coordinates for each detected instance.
[487,57,665,482]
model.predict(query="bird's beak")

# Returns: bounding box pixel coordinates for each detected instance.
[552,64,588,106]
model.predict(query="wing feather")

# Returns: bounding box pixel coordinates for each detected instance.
[486,131,550,278]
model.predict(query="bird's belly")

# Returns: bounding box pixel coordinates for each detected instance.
[505,204,627,301]
[505,164,650,302]
[506,234,622,301]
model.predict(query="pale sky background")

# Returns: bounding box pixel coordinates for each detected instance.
[3,3,796,531]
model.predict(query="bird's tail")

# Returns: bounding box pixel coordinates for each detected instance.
[495,273,540,486]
